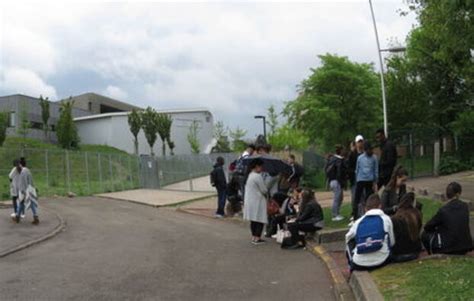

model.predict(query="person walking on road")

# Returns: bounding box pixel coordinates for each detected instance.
[15,157,39,224]
[352,141,378,221]
[326,145,346,221]
[9,159,22,219]
[375,128,397,189]
[243,158,268,245]
[210,156,227,218]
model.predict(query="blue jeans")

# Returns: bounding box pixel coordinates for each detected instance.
[330,180,343,217]
[216,189,226,215]
[17,201,38,217]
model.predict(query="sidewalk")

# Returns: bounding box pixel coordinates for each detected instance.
[0,207,63,257]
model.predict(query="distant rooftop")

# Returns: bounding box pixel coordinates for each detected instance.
[74,108,212,122]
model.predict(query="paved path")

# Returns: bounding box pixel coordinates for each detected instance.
[0,197,335,301]
[0,208,60,256]
[408,170,474,201]
[97,189,214,207]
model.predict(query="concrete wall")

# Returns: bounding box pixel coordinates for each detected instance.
[0,94,90,142]
[67,93,141,115]
[75,110,215,155]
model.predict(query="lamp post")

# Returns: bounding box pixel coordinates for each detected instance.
[254,115,266,141]
[368,0,389,137]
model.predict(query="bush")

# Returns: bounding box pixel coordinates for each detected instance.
[438,154,470,175]
[301,167,326,190]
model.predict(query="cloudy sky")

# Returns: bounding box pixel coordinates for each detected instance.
[0,0,417,137]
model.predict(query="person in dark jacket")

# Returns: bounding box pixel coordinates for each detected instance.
[421,182,472,255]
[391,192,422,262]
[381,165,408,215]
[211,156,227,218]
[326,145,346,221]
[286,188,324,249]
[347,135,365,224]
[375,128,397,189]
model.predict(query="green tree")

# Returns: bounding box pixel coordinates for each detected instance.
[127,109,142,155]
[167,139,175,155]
[404,0,473,130]
[156,113,173,157]
[268,124,310,151]
[212,121,231,152]
[0,112,9,146]
[187,120,200,154]
[140,107,158,156]
[267,104,279,135]
[229,126,247,152]
[39,95,50,140]
[451,110,474,162]
[284,54,382,151]
[17,100,30,140]
[57,98,80,149]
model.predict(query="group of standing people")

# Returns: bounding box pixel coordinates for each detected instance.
[9,157,39,225]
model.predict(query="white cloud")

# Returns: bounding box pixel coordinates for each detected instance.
[1,68,57,99]
[104,85,128,100]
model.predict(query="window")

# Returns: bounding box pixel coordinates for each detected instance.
[50,125,56,132]
[31,122,43,130]
[88,102,93,112]
[9,111,16,127]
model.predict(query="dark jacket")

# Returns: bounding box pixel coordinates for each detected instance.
[379,139,397,179]
[381,185,407,215]
[296,201,324,225]
[391,216,422,256]
[423,199,472,254]
[326,155,346,186]
[347,150,363,186]
[211,164,227,190]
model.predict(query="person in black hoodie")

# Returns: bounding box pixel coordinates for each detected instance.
[326,145,347,221]
[285,188,324,249]
[210,156,227,218]
[421,182,473,255]
[375,128,397,189]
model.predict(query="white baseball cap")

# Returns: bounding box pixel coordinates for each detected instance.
[355,135,364,142]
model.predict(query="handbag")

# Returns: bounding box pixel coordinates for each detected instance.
[276,225,291,244]
[267,199,280,216]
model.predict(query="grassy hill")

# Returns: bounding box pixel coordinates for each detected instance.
[0,137,140,199]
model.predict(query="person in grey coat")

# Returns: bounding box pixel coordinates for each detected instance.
[243,158,268,245]
[15,157,38,224]
[9,159,22,218]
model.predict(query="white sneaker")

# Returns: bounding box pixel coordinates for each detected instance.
[214,214,224,219]
[331,215,344,222]
[10,213,16,218]
[21,214,25,219]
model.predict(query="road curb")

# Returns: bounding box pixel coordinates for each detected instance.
[316,228,348,244]
[0,207,66,258]
[349,271,384,301]
[307,242,355,301]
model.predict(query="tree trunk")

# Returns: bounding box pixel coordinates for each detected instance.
[134,138,139,155]
[162,142,166,157]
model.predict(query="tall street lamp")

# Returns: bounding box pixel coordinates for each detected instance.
[254,115,267,140]
[368,0,389,137]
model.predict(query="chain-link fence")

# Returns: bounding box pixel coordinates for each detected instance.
[0,148,140,199]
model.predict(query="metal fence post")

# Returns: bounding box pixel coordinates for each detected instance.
[85,152,91,194]
[98,153,103,192]
[65,150,71,193]
[128,156,133,189]
[45,149,49,196]
[108,154,113,191]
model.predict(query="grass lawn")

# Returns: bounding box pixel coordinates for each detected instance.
[322,197,443,230]
[0,137,140,199]
[399,156,434,178]
[372,256,474,301]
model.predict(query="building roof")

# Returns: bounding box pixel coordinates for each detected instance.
[57,92,142,110]
[74,108,212,122]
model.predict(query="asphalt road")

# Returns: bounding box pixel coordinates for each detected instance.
[0,197,335,301]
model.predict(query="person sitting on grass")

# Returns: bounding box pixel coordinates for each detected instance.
[284,188,324,250]
[381,165,408,215]
[346,193,395,271]
[390,192,422,263]
[421,182,472,255]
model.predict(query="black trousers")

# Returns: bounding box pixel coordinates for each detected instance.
[288,222,317,246]
[12,196,18,213]
[250,221,264,237]
[353,181,374,220]
[266,214,287,237]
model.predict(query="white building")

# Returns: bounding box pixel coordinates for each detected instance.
[74,109,215,156]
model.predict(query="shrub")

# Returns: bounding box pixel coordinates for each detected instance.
[438,154,470,175]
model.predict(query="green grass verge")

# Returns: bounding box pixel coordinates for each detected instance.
[372,256,474,301]
[0,137,140,199]
[322,197,443,230]
[399,156,434,178]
